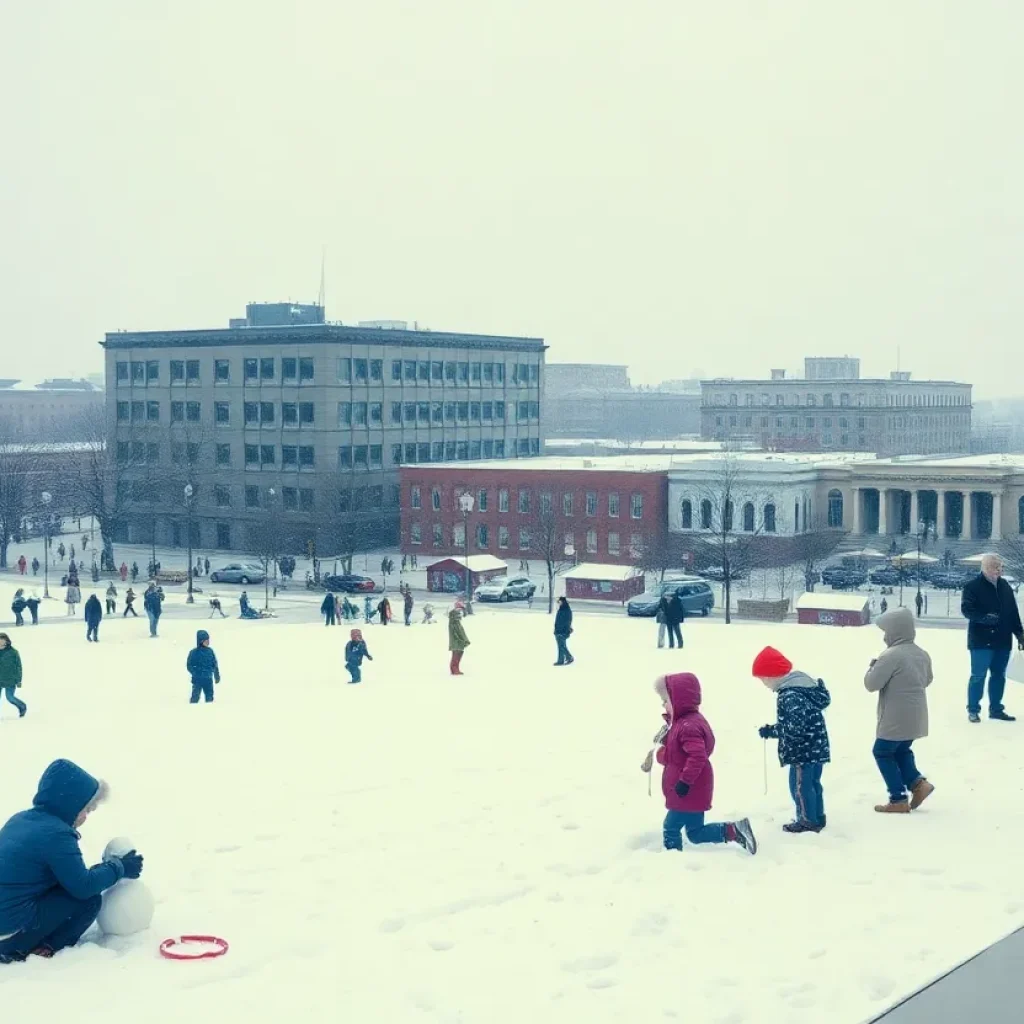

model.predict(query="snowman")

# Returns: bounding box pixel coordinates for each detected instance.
[97,837,155,937]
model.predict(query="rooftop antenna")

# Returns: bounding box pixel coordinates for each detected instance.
[317,247,326,313]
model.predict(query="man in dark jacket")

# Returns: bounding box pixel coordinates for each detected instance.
[321,592,336,626]
[83,594,102,642]
[554,596,574,666]
[403,586,414,626]
[961,553,1024,723]
[143,583,162,637]
[663,591,685,649]
[0,760,143,962]
[186,629,221,703]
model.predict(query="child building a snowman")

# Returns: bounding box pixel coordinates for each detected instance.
[0,759,150,962]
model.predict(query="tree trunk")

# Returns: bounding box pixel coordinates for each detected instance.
[0,536,7,569]
[724,576,732,624]
[547,562,555,614]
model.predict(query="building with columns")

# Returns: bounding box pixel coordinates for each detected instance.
[668,453,1024,545]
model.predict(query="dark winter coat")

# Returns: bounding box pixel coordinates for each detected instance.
[654,673,715,813]
[320,594,335,615]
[763,672,831,766]
[344,639,372,667]
[186,631,220,684]
[665,594,685,626]
[554,601,573,637]
[0,646,23,689]
[961,574,1024,651]
[143,588,162,616]
[11,595,26,616]
[404,591,414,613]
[83,595,103,626]
[0,760,124,936]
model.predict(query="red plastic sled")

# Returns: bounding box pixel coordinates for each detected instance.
[159,935,229,961]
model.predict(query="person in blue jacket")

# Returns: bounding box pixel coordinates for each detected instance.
[0,760,143,963]
[84,593,103,642]
[344,628,372,684]
[187,629,221,703]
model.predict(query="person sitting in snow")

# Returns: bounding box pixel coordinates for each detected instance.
[239,591,261,620]
[865,607,934,814]
[344,629,372,684]
[187,629,221,703]
[754,646,832,834]
[0,760,144,963]
[643,673,756,855]
[421,603,435,625]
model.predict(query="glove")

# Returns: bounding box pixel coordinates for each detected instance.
[640,750,654,773]
[674,781,690,797]
[759,724,777,739]
[118,850,144,879]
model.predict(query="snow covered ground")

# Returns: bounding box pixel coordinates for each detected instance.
[0,584,1020,1023]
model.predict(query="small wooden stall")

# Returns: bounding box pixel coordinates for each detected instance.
[426,555,508,594]
[796,591,871,627]
[563,563,645,603]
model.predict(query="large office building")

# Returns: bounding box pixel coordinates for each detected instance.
[0,378,104,441]
[701,361,971,455]
[102,318,545,553]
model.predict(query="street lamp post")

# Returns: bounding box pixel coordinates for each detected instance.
[915,519,929,610]
[184,483,195,604]
[41,492,52,599]
[458,491,475,615]
[265,487,276,611]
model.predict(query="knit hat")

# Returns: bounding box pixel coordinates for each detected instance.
[752,646,793,678]
[350,628,362,640]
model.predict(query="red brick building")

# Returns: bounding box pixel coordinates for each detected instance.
[399,457,671,566]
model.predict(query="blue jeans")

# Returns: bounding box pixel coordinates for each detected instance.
[968,647,1011,715]
[347,663,362,684]
[1,687,26,717]
[662,811,728,850]
[190,679,214,703]
[555,634,572,664]
[147,610,159,637]
[86,623,99,641]
[666,623,683,648]
[872,738,922,803]
[0,890,102,959]
[788,763,825,825]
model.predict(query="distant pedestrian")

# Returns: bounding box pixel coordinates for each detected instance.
[659,591,685,649]
[208,596,227,618]
[195,557,203,578]
[403,586,414,626]
[65,581,81,617]
[554,596,574,666]
[344,629,373,684]
[11,590,26,627]
[17,555,26,576]
[119,562,128,582]
[81,534,88,551]
[0,633,26,719]
[130,561,139,583]
[204,557,210,575]
[187,630,220,703]
[924,594,929,614]
[105,583,117,615]
[656,601,667,649]
[422,603,435,625]
[377,596,392,625]
[69,545,75,561]
[25,595,40,625]
[401,555,407,572]
[84,594,102,642]
[143,583,162,637]
[880,597,888,614]
[914,591,923,619]
[30,558,39,576]
[123,587,138,617]
[364,595,375,624]
[57,542,65,562]
[448,602,470,675]
[321,593,336,626]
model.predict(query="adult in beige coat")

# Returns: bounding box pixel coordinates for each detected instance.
[865,607,935,814]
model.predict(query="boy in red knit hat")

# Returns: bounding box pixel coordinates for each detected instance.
[752,646,831,834]
[644,673,757,855]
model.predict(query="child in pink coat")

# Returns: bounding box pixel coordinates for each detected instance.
[645,672,757,854]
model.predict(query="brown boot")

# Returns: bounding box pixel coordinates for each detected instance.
[909,778,934,810]
[874,801,911,814]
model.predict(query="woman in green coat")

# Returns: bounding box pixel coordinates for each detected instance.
[448,602,470,675]
[0,633,26,718]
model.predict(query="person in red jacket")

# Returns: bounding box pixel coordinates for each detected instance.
[650,672,757,854]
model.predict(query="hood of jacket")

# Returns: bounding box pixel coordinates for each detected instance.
[778,671,831,708]
[196,629,210,647]
[877,606,915,647]
[654,672,702,717]
[32,759,103,826]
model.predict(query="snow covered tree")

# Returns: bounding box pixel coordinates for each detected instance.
[0,429,39,569]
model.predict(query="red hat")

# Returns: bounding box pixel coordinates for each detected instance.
[752,646,793,678]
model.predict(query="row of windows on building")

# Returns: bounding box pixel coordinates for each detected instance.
[408,520,644,556]
[115,398,539,427]
[708,391,968,409]
[115,357,541,389]
[409,486,644,519]
[677,495,842,533]
[116,437,542,471]
[887,415,970,428]
[715,413,869,431]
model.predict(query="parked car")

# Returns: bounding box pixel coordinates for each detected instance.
[930,570,975,590]
[869,566,903,586]
[820,565,847,586]
[209,562,266,585]
[696,566,748,583]
[627,578,715,618]
[474,575,536,602]
[828,569,868,590]
[323,573,377,593]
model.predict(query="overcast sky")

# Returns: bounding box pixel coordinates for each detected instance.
[2,2,1021,395]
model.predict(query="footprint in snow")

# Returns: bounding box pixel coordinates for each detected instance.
[428,938,454,952]
[562,954,618,973]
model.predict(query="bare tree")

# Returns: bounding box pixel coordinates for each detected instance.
[790,521,846,592]
[0,427,40,569]
[691,457,774,624]
[247,514,291,610]
[633,530,685,584]
[531,497,575,613]
[999,536,1024,584]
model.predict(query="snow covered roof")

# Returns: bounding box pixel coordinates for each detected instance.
[428,555,508,572]
[564,562,642,581]
[420,455,677,473]
[796,592,870,612]
[871,453,1024,471]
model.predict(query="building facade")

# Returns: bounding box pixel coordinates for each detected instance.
[0,379,104,441]
[102,323,545,553]
[700,370,971,455]
[399,457,670,566]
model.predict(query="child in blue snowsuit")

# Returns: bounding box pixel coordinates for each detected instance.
[344,629,372,684]
[187,629,221,703]
[753,646,832,834]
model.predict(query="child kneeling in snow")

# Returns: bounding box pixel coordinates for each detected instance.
[344,629,372,684]
[645,673,756,855]
[0,760,144,962]
[753,646,831,834]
